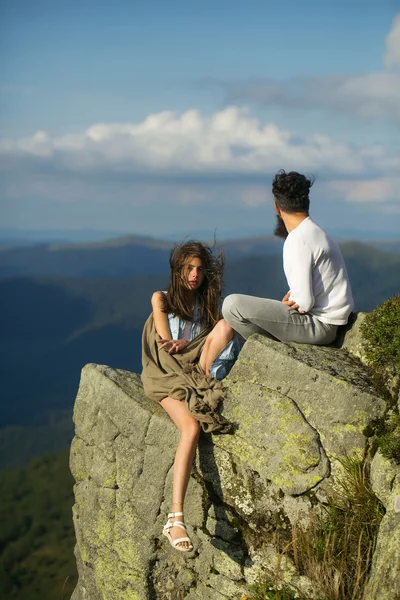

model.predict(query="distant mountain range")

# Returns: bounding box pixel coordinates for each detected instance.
[0,227,134,246]
[1,234,399,469]
[1,226,400,247]
[0,233,288,279]
[2,233,400,279]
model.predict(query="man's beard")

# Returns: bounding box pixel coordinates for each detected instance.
[274,214,288,239]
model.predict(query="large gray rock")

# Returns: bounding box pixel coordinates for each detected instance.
[221,335,385,462]
[70,334,387,600]
[364,451,400,600]
[339,312,369,364]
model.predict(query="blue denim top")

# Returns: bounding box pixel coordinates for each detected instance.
[163,292,240,381]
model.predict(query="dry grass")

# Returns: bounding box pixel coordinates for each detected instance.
[248,456,385,600]
[290,456,384,599]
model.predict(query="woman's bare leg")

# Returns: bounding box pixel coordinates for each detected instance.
[160,396,200,549]
[200,319,235,376]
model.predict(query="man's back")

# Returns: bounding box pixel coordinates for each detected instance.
[283,217,354,325]
[222,169,354,345]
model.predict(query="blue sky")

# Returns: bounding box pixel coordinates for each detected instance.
[1,0,399,240]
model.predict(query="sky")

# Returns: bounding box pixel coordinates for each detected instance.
[1,0,399,240]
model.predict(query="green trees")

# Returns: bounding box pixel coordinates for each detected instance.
[0,449,77,600]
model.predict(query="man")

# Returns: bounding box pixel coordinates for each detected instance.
[222,170,354,345]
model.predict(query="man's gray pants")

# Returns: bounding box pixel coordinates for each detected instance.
[222,294,338,345]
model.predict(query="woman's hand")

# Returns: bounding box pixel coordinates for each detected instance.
[157,338,189,354]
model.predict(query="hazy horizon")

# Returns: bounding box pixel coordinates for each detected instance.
[1,223,400,247]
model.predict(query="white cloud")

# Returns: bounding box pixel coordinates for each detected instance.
[1,107,399,217]
[0,106,397,180]
[384,13,400,69]
[219,14,400,123]
[224,72,400,122]
[329,177,400,204]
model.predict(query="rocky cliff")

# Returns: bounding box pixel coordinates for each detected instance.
[70,318,400,600]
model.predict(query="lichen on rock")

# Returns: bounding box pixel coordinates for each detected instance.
[70,329,391,600]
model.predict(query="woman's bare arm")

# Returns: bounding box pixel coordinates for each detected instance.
[151,291,172,340]
[151,291,189,354]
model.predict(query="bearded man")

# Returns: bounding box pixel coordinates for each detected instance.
[222,170,354,345]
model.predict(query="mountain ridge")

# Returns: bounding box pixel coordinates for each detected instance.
[1,241,399,468]
[2,233,400,279]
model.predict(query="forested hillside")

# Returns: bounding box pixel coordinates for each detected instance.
[0,237,399,600]
[0,449,77,600]
[1,239,399,469]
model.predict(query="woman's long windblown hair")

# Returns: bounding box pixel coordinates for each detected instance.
[163,240,224,329]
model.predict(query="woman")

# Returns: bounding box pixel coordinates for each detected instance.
[141,241,239,552]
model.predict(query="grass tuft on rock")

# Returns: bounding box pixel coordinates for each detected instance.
[293,456,384,599]
[248,456,384,600]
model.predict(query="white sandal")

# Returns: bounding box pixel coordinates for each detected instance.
[163,512,193,553]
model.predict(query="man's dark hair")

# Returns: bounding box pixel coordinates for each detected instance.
[272,170,315,213]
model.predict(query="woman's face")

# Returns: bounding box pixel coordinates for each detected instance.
[182,256,205,290]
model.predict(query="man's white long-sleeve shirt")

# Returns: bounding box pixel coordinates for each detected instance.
[283,217,354,325]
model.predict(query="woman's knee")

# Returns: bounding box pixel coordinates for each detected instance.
[182,417,200,441]
[214,318,234,341]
